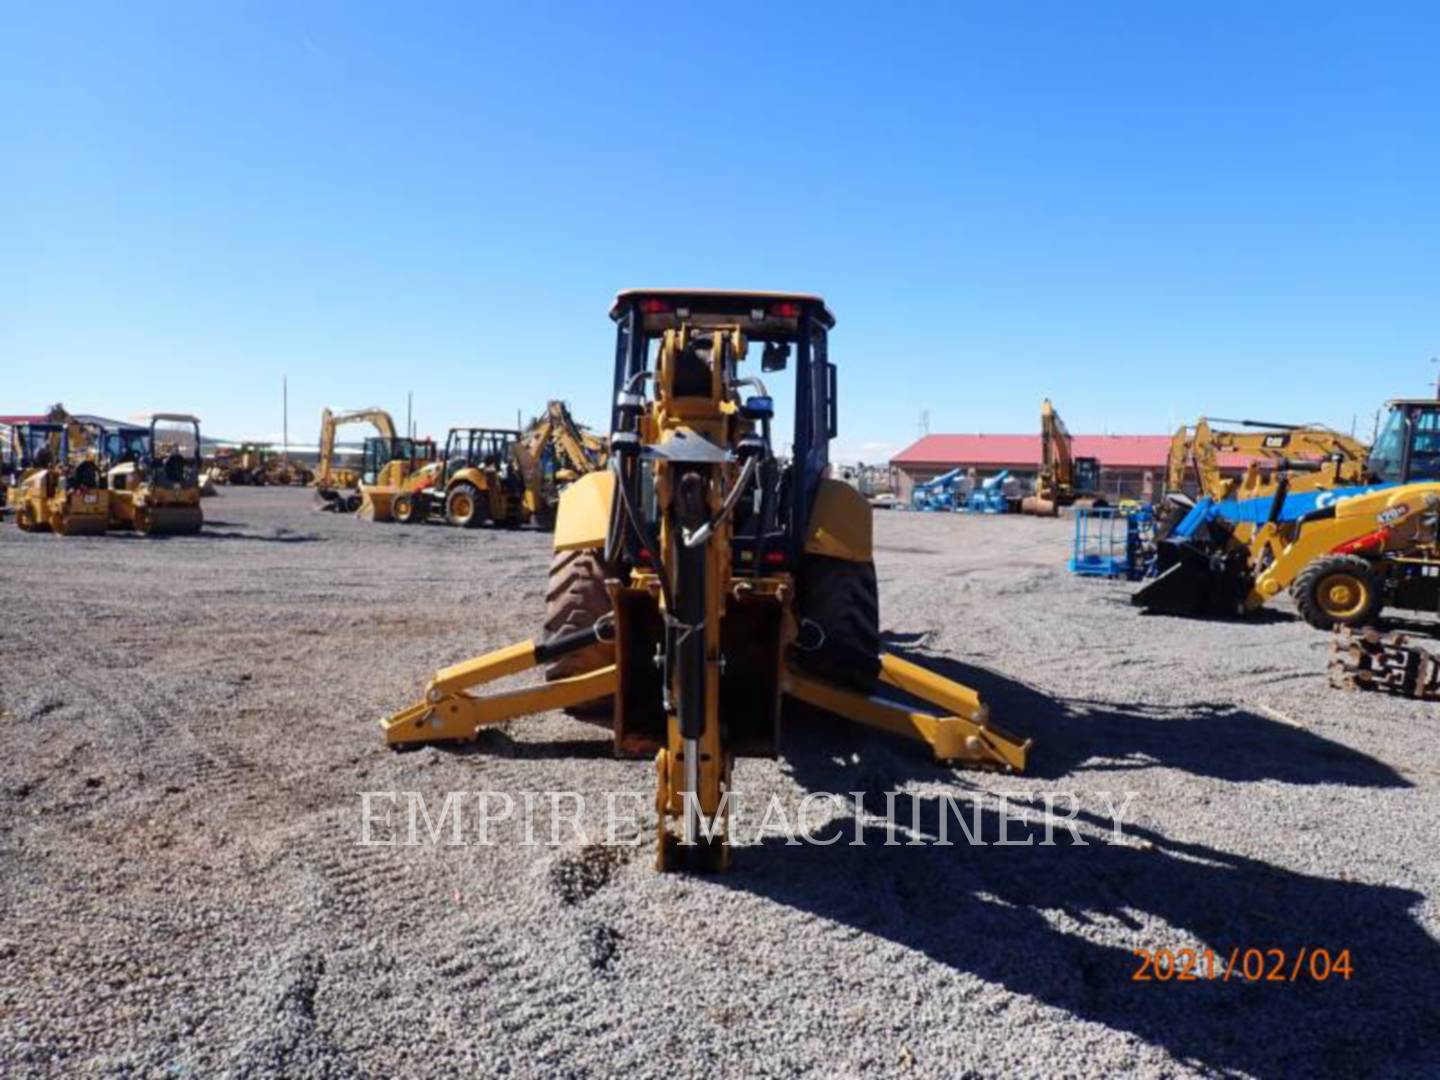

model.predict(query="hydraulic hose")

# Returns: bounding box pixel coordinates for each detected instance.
[682,455,759,549]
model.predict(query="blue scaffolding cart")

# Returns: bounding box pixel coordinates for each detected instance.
[1069,506,1153,580]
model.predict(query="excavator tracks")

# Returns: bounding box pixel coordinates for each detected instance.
[1329,626,1440,700]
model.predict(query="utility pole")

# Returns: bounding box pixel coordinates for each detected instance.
[282,376,288,459]
[407,392,413,440]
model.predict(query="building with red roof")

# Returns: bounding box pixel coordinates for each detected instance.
[889,432,1259,503]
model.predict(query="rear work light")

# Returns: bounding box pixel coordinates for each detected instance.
[769,301,801,318]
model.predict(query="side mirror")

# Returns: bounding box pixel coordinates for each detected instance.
[762,342,789,373]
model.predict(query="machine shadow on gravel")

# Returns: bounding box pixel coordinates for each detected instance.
[877,634,1408,789]
[737,725,1439,1077]
[197,529,326,543]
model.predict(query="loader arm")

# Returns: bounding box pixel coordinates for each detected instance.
[1244,484,1440,608]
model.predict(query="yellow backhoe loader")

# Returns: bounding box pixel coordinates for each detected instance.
[315,407,399,511]
[521,400,607,494]
[6,421,110,536]
[1021,399,1105,516]
[1138,400,1440,630]
[356,435,437,521]
[383,289,1030,872]
[102,415,205,534]
[391,428,545,527]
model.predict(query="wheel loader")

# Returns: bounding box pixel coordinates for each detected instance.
[6,422,110,536]
[382,289,1030,872]
[102,415,205,535]
[1136,399,1440,630]
[391,427,545,528]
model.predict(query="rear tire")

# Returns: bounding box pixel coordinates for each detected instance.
[446,483,485,528]
[795,555,882,691]
[543,548,613,682]
[1291,554,1383,629]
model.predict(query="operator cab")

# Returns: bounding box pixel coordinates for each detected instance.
[443,428,521,485]
[362,436,436,486]
[102,426,151,466]
[608,289,837,568]
[1366,400,1440,484]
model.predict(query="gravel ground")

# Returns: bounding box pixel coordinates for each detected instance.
[2,487,1437,1078]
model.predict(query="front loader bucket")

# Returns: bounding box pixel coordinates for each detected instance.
[358,487,393,522]
[1132,538,1248,616]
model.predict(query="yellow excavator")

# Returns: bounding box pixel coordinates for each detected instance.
[314,407,399,511]
[1020,399,1104,516]
[6,421,110,536]
[102,415,205,534]
[391,427,545,527]
[383,289,1030,872]
[1166,417,1369,504]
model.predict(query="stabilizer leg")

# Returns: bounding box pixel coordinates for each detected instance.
[380,637,617,746]
[784,652,1030,772]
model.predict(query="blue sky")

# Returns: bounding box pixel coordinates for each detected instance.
[3,1,1437,462]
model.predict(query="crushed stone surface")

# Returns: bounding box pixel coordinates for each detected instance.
[1,488,1437,1077]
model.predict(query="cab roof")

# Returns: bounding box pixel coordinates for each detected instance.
[611,288,835,328]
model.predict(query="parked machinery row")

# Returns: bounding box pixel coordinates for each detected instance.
[4,414,205,536]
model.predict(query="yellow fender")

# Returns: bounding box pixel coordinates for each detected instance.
[804,478,872,562]
[553,470,615,552]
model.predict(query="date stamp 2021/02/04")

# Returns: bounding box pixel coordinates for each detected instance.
[1131,947,1354,983]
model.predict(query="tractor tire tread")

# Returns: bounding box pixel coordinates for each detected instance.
[543,548,614,683]
[795,555,882,691]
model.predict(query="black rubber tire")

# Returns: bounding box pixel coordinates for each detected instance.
[543,548,613,681]
[795,555,882,691]
[1291,554,1384,630]
[344,493,363,513]
[446,482,485,528]
[393,493,419,524]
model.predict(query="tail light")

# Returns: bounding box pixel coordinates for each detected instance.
[1333,527,1390,556]
[769,301,801,318]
